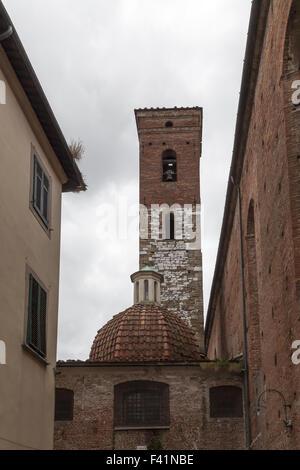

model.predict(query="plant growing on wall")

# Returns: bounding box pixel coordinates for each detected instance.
[147,437,163,450]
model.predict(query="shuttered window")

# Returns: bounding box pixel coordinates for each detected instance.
[55,389,74,421]
[27,274,47,358]
[114,381,170,429]
[33,156,50,227]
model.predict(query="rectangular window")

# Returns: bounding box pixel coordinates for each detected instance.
[114,381,170,429]
[55,389,74,421]
[33,155,50,227]
[27,274,47,358]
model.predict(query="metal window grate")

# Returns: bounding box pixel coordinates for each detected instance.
[115,381,170,428]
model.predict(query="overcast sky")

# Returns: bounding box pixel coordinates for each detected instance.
[4,0,252,360]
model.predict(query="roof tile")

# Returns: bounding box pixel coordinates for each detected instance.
[89,304,201,363]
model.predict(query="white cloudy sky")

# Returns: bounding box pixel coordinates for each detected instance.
[4,0,252,360]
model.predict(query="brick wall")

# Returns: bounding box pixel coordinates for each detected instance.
[54,362,245,450]
[207,0,300,450]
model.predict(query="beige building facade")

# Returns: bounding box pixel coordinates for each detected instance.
[0,2,85,450]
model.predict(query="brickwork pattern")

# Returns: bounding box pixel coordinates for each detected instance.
[207,0,300,450]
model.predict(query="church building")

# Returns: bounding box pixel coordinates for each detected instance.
[54,107,245,450]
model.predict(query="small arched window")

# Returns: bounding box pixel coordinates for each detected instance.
[162,149,177,182]
[0,340,6,365]
[247,200,255,237]
[114,381,170,429]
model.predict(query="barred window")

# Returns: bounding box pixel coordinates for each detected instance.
[55,389,74,421]
[210,386,243,418]
[26,274,47,358]
[114,381,170,429]
[135,281,139,303]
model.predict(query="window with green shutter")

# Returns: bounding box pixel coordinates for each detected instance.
[27,274,47,358]
[33,156,50,227]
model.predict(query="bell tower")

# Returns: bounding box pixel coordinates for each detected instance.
[135,107,204,352]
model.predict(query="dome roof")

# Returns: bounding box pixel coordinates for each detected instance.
[89,304,202,363]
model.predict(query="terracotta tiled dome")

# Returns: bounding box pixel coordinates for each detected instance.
[89,304,202,363]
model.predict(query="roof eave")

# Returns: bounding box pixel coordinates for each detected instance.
[0,1,86,193]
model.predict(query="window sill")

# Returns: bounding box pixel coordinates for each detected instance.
[22,344,50,366]
[114,426,170,431]
[29,204,52,239]
[209,416,244,420]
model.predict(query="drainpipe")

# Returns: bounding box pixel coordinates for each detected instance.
[0,25,13,42]
[232,177,252,450]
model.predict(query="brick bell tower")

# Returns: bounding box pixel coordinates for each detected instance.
[135,107,204,352]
